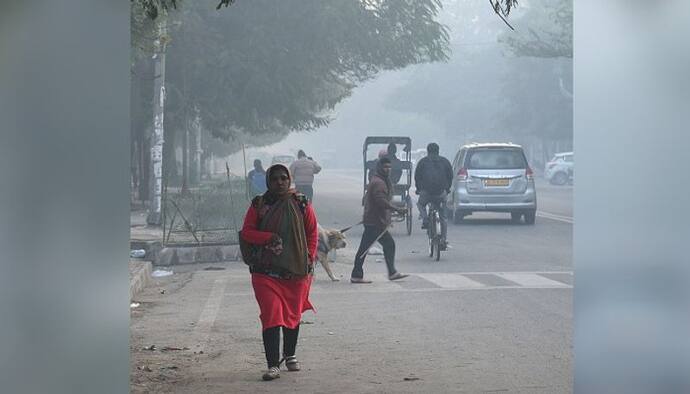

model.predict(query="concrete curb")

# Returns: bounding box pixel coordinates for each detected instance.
[129,260,152,301]
[154,244,240,266]
[130,239,241,266]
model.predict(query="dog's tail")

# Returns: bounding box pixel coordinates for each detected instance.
[339,221,363,233]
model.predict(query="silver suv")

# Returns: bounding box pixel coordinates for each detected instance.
[447,143,537,224]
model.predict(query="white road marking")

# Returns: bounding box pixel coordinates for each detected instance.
[213,271,573,297]
[417,273,486,289]
[192,277,228,352]
[537,211,573,224]
[496,273,571,288]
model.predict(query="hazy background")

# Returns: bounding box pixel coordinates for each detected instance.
[128,0,572,197]
[0,1,689,393]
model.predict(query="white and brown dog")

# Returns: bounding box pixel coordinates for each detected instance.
[315,225,349,281]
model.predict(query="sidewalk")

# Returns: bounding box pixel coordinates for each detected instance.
[130,209,159,301]
[129,209,240,300]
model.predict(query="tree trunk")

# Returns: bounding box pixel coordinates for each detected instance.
[193,112,202,185]
[140,133,149,203]
[147,17,167,225]
[181,123,190,194]
[163,125,176,187]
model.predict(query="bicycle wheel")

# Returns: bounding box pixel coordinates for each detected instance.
[428,213,436,258]
[406,197,413,235]
[432,210,442,261]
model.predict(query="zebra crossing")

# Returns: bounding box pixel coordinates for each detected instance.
[310,271,573,293]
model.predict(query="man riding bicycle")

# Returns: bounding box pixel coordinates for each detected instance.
[414,143,454,248]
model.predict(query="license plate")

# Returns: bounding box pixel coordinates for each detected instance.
[484,178,509,186]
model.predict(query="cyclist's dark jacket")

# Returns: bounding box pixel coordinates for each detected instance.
[414,154,453,195]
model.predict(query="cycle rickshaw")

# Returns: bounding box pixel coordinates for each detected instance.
[362,136,413,235]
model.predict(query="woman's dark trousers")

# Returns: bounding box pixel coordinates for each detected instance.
[262,325,300,368]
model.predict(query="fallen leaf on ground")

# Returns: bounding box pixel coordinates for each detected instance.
[300,321,314,325]
[403,377,421,381]
[203,266,225,271]
[143,345,156,351]
[138,365,153,372]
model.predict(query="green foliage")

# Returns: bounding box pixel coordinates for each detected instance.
[131,1,157,59]
[157,0,450,149]
[385,0,571,143]
[498,0,572,58]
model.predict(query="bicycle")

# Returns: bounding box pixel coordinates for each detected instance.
[426,199,446,261]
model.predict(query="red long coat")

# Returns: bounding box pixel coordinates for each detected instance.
[240,200,319,330]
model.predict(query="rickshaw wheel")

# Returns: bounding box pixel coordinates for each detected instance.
[406,197,413,235]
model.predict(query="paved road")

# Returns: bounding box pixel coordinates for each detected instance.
[131,169,572,393]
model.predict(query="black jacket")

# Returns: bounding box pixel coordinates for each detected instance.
[414,154,453,194]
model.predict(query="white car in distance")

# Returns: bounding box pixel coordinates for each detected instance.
[544,152,573,185]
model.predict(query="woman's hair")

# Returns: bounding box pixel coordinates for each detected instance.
[267,164,290,180]
[427,142,439,155]
[262,164,293,204]
[297,150,306,158]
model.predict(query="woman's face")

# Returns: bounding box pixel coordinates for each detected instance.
[268,167,290,195]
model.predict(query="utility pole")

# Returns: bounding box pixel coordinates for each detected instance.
[147,15,168,225]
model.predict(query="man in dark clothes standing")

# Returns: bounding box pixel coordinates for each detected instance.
[351,157,409,283]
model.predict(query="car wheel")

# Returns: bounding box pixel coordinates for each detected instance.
[510,212,522,223]
[524,210,536,225]
[552,172,568,186]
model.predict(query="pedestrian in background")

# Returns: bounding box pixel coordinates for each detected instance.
[239,164,319,381]
[247,159,267,196]
[289,150,322,201]
[351,157,409,283]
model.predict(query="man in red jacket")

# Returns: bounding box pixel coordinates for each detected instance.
[351,157,409,283]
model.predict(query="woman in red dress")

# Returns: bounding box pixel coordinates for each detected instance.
[240,164,318,381]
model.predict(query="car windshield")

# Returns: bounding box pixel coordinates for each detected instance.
[467,148,527,170]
